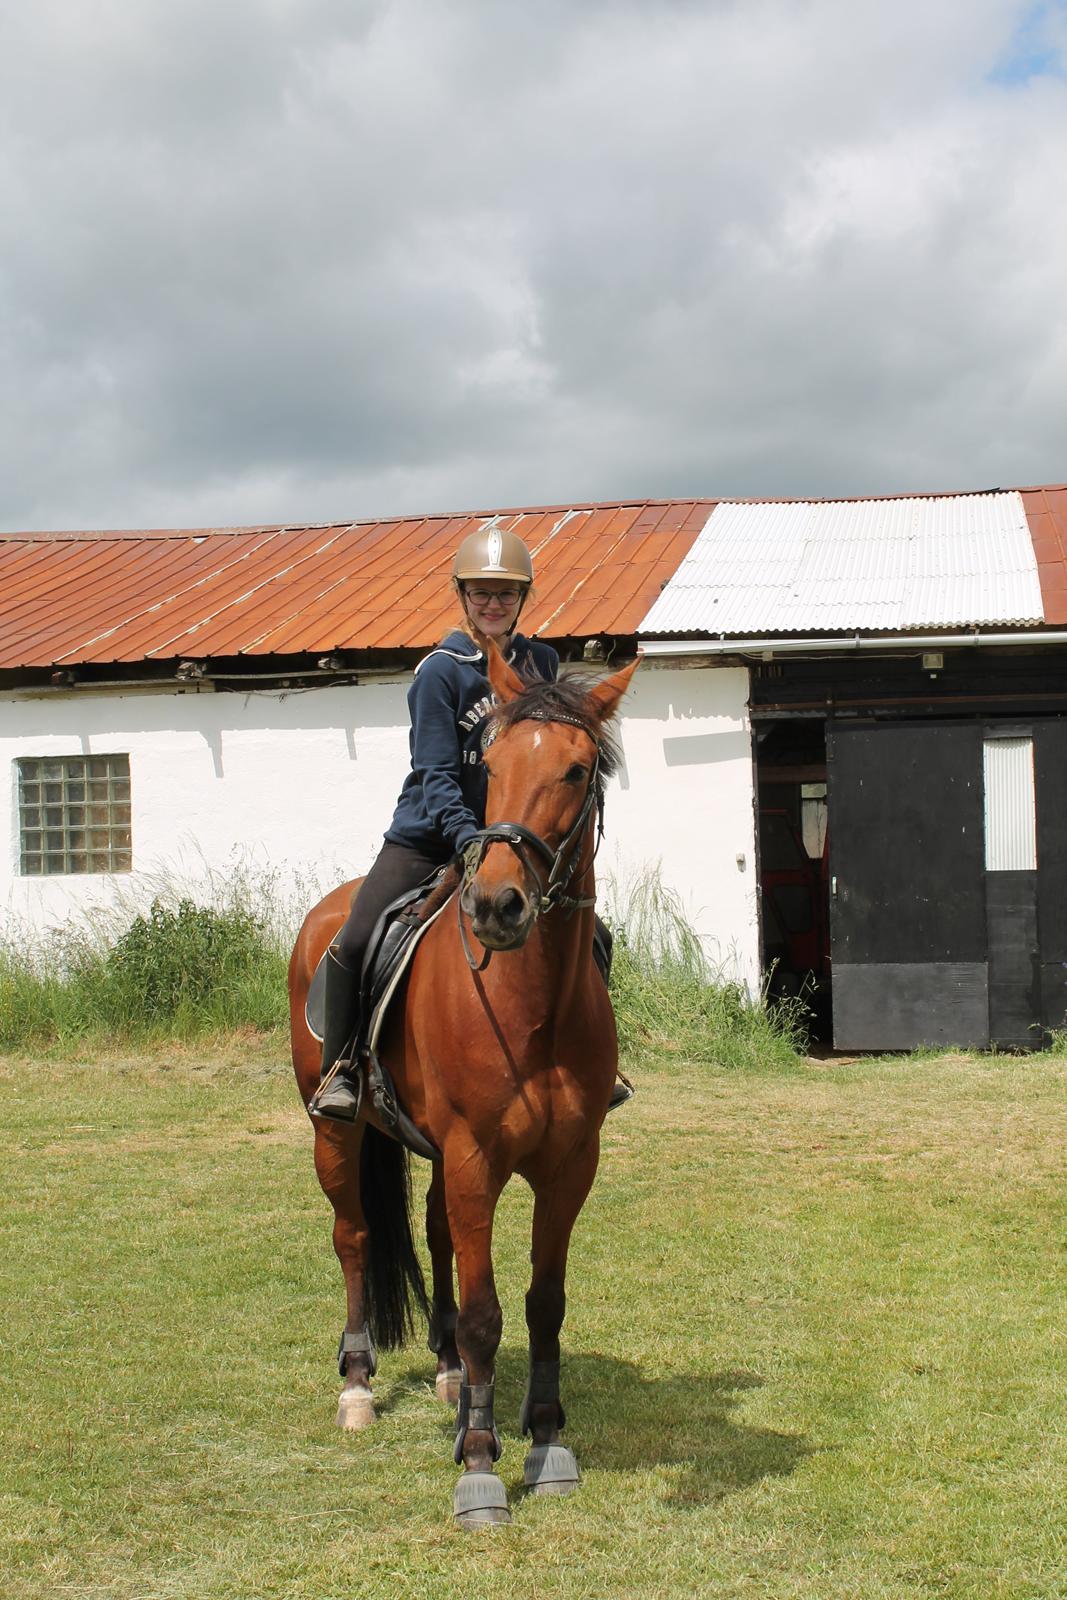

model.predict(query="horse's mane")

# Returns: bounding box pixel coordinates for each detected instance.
[490,671,622,791]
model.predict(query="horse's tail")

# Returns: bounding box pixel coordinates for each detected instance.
[359,1124,431,1349]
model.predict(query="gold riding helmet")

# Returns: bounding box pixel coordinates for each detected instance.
[451,526,534,587]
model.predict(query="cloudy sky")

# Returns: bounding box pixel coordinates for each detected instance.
[1,0,1065,532]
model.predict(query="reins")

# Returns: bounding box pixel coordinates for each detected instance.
[457,709,605,971]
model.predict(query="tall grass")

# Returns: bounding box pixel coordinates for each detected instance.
[1,862,801,1067]
[606,868,805,1070]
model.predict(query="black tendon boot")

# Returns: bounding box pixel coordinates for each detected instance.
[309,948,364,1123]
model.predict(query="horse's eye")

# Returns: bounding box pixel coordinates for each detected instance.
[564,763,587,784]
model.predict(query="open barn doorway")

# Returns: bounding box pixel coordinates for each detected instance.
[755,719,832,1042]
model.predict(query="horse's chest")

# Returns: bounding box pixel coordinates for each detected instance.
[495,1070,590,1154]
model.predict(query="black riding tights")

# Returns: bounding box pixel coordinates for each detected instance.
[332,841,445,976]
[332,838,614,983]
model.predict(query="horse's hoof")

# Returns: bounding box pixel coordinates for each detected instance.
[523,1443,580,1496]
[336,1389,376,1430]
[436,1368,462,1406]
[453,1471,511,1527]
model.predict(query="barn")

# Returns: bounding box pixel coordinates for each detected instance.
[4,483,1067,1051]
[0,502,758,996]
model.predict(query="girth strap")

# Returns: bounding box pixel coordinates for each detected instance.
[366,1046,441,1162]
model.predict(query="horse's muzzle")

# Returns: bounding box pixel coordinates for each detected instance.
[462,880,536,951]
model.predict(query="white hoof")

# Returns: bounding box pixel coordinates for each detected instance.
[436,1368,462,1406]
[336,1388,376,1430]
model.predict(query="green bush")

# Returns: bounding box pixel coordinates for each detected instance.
[0,863,801,1067]
[106,898,265,1015]
[0,893,289,1050]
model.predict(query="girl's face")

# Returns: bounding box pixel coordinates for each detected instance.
[462,580,526,640]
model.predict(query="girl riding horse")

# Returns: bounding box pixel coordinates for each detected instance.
[310,526,557,1121]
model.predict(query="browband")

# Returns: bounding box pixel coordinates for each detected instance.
[482,707,598,751]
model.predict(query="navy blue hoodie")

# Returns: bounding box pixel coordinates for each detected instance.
[384,628,559,859]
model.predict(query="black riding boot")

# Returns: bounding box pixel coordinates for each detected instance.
[593,919,632,1111]
[309,949,363,1123]
[592,916,613,986]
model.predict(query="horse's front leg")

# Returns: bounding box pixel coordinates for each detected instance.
[425,1162,462,1404]
[522,1132,601,1495]
[444,1140,510,1527]
[312,1119,377,1430]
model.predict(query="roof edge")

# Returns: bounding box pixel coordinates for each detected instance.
[3,482,1066,543]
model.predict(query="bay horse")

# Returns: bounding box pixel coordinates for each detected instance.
[289,645,639,1526]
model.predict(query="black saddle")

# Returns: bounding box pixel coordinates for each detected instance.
[306,871,452,1160]
[305,876,442,1041]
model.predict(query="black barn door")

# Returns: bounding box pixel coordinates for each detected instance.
[1035,720,1067,1035]
[828,721,988,1050]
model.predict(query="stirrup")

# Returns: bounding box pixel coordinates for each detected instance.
[607,1074,635,1112]
[310,1058,363,1123]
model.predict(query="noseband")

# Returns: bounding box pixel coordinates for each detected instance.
[457,709,604,971]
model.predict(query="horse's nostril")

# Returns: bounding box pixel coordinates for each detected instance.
[496,887,527,925]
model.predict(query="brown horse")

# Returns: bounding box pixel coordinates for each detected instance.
[289,645,639,1525]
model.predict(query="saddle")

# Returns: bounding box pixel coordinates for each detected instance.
[306,869,457,1160]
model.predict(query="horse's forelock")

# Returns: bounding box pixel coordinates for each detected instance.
[490,673,622,784]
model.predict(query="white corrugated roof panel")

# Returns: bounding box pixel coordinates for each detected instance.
[638,491,1043,636]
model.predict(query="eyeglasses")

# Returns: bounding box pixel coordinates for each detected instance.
[464,587,524,607]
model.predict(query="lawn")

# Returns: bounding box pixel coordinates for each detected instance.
[2,1040,1065,1599]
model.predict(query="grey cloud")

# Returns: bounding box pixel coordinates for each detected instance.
[0,0,1064,532]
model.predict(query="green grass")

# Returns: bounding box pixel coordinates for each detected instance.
[2,1042,1065,1598]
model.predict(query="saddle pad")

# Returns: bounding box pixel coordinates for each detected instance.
[304,952,328,1043]
[304,892,452,1046]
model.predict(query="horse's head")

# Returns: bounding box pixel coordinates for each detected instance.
[459,648,641,952]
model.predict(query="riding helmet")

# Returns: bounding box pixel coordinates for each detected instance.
[451,526,534,587]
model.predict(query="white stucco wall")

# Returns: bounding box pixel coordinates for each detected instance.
[1,662,759,987]
[600,662,759,990]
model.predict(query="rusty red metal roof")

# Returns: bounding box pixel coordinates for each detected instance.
[0,502,711,669]
[1020,485,1067,626]
[3,486,1067,671]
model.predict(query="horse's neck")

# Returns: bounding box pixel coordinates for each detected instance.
[490,904,595,1030]
[514,841,598,1010]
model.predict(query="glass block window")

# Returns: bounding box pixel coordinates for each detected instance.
[18,755,132,876]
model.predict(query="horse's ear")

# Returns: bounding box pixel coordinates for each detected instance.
[485,638,527,703]
[587,652,642,725]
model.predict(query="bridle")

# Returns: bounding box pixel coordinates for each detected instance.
[457,709,605,971]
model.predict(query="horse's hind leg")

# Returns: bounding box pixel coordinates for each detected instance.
[425,1163,462,1405]
[521,1134,601,1495]
[313,1120,377,1430]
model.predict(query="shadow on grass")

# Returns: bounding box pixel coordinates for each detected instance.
[382,1348,810,1507]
